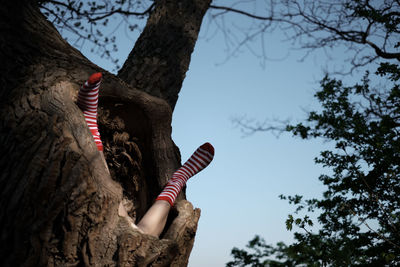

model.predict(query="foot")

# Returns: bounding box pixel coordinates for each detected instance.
[156,142,215,206]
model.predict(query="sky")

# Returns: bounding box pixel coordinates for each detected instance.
[173,27,329,266]
[56,3,373,266]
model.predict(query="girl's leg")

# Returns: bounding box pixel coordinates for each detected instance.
[79,73,134,226]
[78,73,110,172]
[137,143,214,237]
[77,72,104,152]
[136,200,171,236]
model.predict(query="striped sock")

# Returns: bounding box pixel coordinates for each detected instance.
[156,143,215,206]
[77,72,103,151]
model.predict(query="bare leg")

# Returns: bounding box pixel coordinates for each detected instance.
[137,200,171,237]
[137,143,214,237]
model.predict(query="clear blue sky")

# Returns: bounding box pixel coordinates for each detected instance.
[58,3,371,266]
[173,27,329,266]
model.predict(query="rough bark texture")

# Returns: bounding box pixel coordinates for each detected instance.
[0,0,209,266]
[118,0,211,110]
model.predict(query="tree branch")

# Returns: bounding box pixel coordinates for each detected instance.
[44,0,155,21]
[365,40,400,61]
[209,5,273,20]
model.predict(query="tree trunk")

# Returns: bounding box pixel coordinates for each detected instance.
[118,0,211,110]
[0,0,209,266]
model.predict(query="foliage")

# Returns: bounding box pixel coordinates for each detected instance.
[227,63,400,266]
[227,236,296,267]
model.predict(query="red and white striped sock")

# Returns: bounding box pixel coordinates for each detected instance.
[156,143,215,206]
[77,72,103,151]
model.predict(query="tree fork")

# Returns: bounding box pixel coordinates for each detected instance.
[0,1,210,266]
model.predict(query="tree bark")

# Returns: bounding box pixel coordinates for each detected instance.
[118,0,211,110]
[0,0,209,266]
